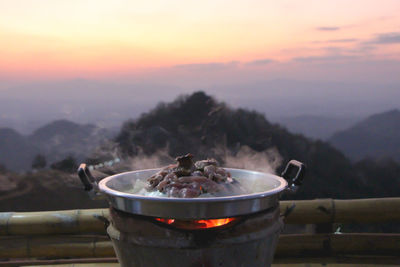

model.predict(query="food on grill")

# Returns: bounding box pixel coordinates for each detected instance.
[145,154,243,198]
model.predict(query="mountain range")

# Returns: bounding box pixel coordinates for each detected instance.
[276,115,360,140]
[1,91,399,214]
[0,120,114,171]
[2,100,399,173]
[1,79,399,134]
[329,109,400,162]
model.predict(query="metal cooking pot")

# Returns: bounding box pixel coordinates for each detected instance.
[78,160,305,219]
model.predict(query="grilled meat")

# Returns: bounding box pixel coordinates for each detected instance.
[146,155,234,198]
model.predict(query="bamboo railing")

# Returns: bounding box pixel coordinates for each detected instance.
[281,197,400,224]
[0,198,399,265]
[275,233,400,264]
[0,209,108,235]
[0,234,399,264]
[1,198,399,236]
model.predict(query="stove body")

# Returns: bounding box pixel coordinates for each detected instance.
[107,206,282,267]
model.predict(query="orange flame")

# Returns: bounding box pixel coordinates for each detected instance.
[155,218,175,224]
[155,217,237,230]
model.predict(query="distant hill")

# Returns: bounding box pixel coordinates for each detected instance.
[28,120,113,165]
[116,91,379,199]
[277,115,359,140]
[0,128,39,171]
[329,110,400,162]
[0,120,114,171]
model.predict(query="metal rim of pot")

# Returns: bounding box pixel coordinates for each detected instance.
[78,160,306,219]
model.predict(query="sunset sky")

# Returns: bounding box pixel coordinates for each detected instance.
[1,0,399,81]
[1,1,400,130]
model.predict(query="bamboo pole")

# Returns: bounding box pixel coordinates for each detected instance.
[0,235,114,258]
[334,198,400,223]
[0,234,399,265]
[281,197,400,224]
[1,259,398,266]
[281,198,334,224]
[275,233,400,257]
[0,258,118,266]
[274,233,400,265]
[2,259,399,267]
[0,209,109,235]
[273,256,400,265]
[0,198,399,236]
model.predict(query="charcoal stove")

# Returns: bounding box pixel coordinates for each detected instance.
[78,160,305,267]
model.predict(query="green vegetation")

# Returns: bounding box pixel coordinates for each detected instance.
[32,154,47,170]
[50,156,78,173]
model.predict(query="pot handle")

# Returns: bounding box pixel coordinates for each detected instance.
[78,163,98,191]
[78,164,108,200]
[78,163,107,200]
[281,160,306,192]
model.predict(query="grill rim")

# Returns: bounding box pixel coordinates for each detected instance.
[97,167,287,219]
[98,167,288,203]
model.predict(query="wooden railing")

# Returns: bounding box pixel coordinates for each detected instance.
[1,198,399,266]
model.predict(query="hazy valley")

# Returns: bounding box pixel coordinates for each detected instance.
[0,92,399,217]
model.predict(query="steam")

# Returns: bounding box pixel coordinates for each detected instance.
[123,146,283,197]
[124,145,282,174]
[128,149,173,170]
[89,142,283,175]
[89,144,283,197]
[217,146,282,174]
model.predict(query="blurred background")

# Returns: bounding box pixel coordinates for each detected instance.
[0,1,399,233]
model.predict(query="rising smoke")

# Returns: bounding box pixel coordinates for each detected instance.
[124,145,282,174]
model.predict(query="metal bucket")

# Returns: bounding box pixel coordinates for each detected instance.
[107,206,282,267]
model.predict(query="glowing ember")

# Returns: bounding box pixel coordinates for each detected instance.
[196,218,236,228]
[155,217,237,230]
[155,218,175,224]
